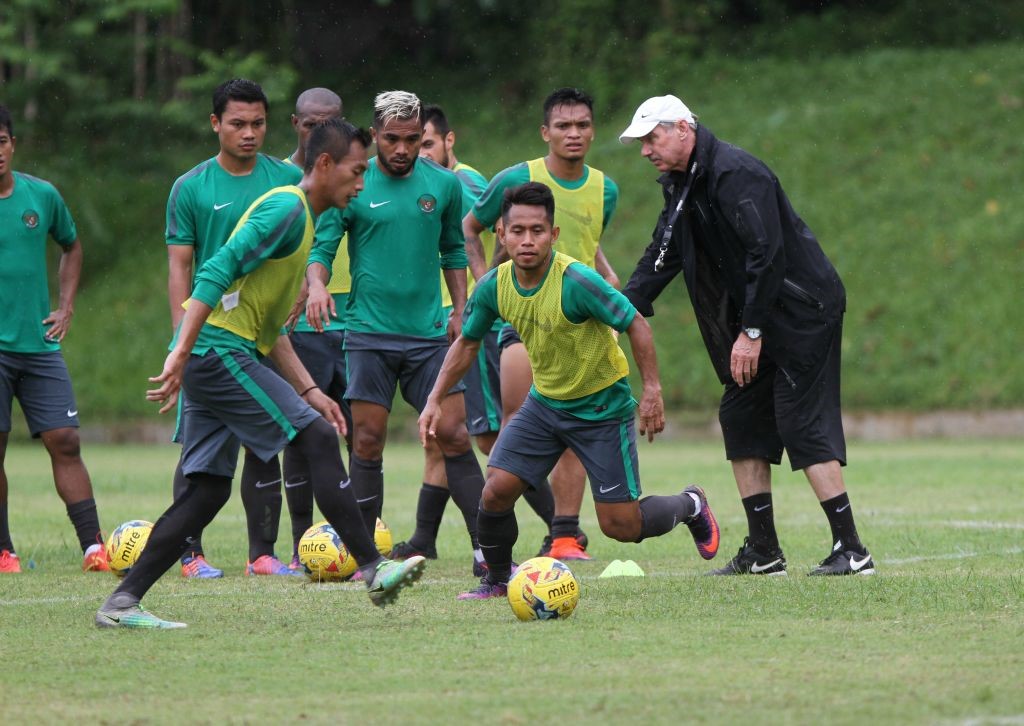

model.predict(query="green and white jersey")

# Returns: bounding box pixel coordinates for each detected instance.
[309,156,466,341]
[462,254,636,421]
[166,153,302,275]
[0,172,78,353]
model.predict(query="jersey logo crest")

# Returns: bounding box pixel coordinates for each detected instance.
[417,194,437,213]
[22,210,39,229]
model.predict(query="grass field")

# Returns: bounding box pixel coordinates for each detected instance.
[1,439,1022,724]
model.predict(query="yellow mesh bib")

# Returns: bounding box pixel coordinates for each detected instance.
[328,233,351,294]
[527,158,604,268]
[496,252,628,400]
[206,186,314,355]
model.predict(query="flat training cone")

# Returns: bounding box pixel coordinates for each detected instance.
[598,559,645,578]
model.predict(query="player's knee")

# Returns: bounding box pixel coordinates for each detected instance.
[43,428,81,461]
[352,426,385,460]
[481,475,519,511]
[436,424,472,456]
[597,511,642,542]
[296,417,337,452]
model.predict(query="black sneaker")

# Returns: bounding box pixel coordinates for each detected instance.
[707,537,787,576]
[536,535,553,557]
[808,543,875,576]
[390,540,438,560]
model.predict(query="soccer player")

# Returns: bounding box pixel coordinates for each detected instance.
[388,103,500,569]
[0,104,108,574]
[462,87,620,561]
[96,119,426,629]
[306,91,486,575]
[166,79,301,578]
[280,87,347,568]
[422,182,719,599]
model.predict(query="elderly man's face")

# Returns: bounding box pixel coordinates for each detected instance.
[640,122,691,173]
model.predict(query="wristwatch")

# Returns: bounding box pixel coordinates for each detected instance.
[743,327,762,340]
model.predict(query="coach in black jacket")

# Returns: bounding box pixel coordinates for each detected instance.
[619,95,873,576]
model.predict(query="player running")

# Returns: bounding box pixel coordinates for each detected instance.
[306,91,486,576]
[166,79,301,578]
[463,87,620,561]
[421,182,719,600]
[96,119,425,629]
[0,104,109,574]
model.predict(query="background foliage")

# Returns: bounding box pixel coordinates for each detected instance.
[1,1,1022,422]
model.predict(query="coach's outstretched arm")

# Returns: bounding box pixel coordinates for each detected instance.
[418,335,482,446]
[624,313,665,442]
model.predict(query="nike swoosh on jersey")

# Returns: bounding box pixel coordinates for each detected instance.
[369,200,391,208]
[750,559,783,574]
[213,202,233,210]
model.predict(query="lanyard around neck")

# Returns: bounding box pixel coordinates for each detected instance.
[654,160,698,272]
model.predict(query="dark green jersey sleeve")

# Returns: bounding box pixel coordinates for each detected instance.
[469,162,529,228]
[460,268,500,340]
[561,262,636,332]
[165,173,198,246]
[191,192,307,307]
[603,175,620,232]
[45,182,77,246]
[439,173,468,270]
[308,206,344,271]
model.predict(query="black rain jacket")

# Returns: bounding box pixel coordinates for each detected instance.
[622,126,846,385]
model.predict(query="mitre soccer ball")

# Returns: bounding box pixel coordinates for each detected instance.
[507,556,580,621]
[374,517,392,557]
[105,520,153,577]
[298,521,357,581]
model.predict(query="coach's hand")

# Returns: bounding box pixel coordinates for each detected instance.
[638,387,665,442]
[305,387,347,437]
[305,285,335,334]
[147,348,189,414]
[418,400,442,447]
[731,332,762,387]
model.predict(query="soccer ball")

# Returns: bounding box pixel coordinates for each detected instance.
[298,521,357,581]
[105,520,153,577]
[507,556,580,621]
[374,517,392,557]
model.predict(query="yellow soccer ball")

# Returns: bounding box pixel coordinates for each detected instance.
[105,520,153,577]
[507,556,580,621]
[374,517,393,557]
[298,521,357,581]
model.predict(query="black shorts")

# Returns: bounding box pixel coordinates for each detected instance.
[290,329,351,430]
[718,318,846,471]
[497,324,522,352]
[0,350,79,436]
[344,332,464,412]
[463,329,501,435]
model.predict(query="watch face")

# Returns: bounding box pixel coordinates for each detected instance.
[745,328,761,340]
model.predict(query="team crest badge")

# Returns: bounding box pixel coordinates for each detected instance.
[417,194,437,213]
[22,210,39,229]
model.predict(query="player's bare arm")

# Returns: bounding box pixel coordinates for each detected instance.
[624,313,664,442]
[303,261,334,333]
[167,244,194,330]
[268,334,346,435]
[147,298,213,413]
[442,266,468,342]
[594,246,619,289]
[462,212,490,281]
[43,237,83,343]
[418,335,481,446]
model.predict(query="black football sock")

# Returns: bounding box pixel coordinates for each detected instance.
[477,506,518,584]
[820,492,864,553]
[115,473,232,600]
[408,483,449,552]
[66,497,102,552]
[637,492,697,542]
[240,449,282,562]
[742,493,780,552]
[0,501,14,552]
[443,450,486,549]
[522,479,555,527]
[294,420,379,568]
[282,443,314,557]
[173,458,205,562]
[550,514,579,540]
[349,455,383,536]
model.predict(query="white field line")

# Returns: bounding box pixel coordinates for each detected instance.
[869,518,1024,531]
[885,547,1023,565]
[953,716,1024,726]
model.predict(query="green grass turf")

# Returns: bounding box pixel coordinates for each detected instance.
[1,440,1022,724]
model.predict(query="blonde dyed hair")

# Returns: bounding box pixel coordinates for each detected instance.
[373,90,421,127]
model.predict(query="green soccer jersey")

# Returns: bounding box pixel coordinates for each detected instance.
[308,156,466,340]
[471,161,619,239]
[166,153,302,274]
[462,256,637,421]
[0,172,78,353]
[184,187,314,358]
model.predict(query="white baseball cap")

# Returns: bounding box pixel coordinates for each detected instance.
[618,95,696,144]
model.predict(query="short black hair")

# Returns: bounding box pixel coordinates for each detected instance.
[303,118,372,173]
[501,182,555,226]
[212,79,269,119]
[0,104,13,138]
[542,87,594,125]
[421,103,450,136]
